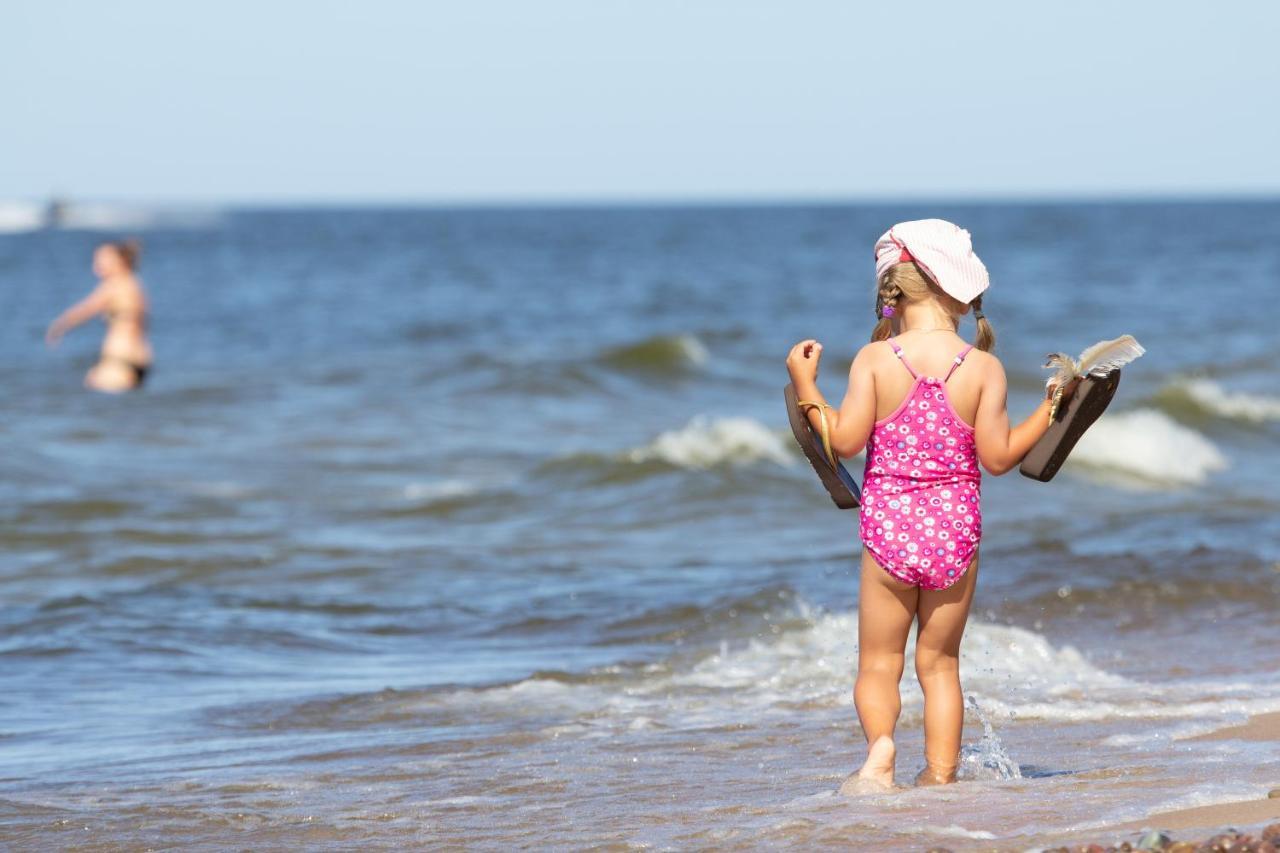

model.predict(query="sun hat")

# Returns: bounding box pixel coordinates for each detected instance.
[874,219,989,304]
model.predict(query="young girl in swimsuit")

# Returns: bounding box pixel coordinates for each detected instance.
[785,220,1068,789]
[46,239,153,392]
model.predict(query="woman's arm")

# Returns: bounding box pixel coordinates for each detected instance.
[46,284,111,346]
[973,358,1066,475]
[785,340,878,458]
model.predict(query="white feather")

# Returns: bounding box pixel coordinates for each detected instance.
[1040,336,1145,419]
[1076,334,1146,377]
[1042,352,1079,390]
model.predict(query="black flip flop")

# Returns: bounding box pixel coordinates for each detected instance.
[1019,369,1122,483]
[783,383,861,509]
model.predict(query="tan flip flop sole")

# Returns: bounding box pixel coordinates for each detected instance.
[784,383,861,509]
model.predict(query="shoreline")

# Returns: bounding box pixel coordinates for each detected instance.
[1092,712,1280,842]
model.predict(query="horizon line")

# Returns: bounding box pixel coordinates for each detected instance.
[8,189,1280,210]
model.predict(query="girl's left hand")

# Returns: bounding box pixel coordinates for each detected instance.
[786,339,822,382]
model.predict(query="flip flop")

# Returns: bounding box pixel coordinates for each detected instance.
[783,383,861,509]
[1019,369,1122,483]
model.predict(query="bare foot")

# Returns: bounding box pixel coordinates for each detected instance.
[839,735,896,794]
[913,763,957,786]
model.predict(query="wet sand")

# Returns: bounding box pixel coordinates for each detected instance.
[1189,711,1280,744]
[1106,712,1280,835]
[1114,797,1280,833]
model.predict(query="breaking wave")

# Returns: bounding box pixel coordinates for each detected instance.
[1069,408,1227,485]
[1157,378,1280,424]
[625,416,793,469]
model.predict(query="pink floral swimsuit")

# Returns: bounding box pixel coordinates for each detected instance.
[859,339,982,590]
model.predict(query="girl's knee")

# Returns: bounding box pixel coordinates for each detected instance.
[914,648,959,680]
[858,652,905,678]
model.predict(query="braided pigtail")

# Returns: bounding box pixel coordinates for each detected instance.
[870,274,902,343]
[972,294,995,352]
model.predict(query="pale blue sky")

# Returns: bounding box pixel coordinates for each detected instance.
[4,1,1278,203]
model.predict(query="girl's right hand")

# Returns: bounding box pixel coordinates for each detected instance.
[786,339,822,382]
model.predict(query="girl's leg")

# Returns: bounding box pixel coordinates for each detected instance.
[848,551,918,788]
[913,556,979,785]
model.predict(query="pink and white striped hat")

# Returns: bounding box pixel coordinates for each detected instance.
[874,219,989,304]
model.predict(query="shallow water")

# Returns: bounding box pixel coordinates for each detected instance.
[1,202,1279,849]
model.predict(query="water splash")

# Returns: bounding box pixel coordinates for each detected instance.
[958,695,1022,780]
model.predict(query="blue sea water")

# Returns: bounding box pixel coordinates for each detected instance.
[0,201,1278,848]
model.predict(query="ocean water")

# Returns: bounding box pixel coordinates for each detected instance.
[1,201,1278,849]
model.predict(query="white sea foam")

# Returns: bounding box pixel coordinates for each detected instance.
[1069,408,1227,485]
[919,825,998,841]
[672,610,1129,714]
[626,416,794,469]
[444,600,1280,737]
[1174,378,1280,423]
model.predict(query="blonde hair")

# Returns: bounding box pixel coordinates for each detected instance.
[871,262,995,352]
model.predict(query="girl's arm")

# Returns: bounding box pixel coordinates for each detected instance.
[46,284,111,346]
[973,357,1066,475]
[785,339,878,458]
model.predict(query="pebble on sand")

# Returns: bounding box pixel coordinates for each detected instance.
[926,823,1280,853]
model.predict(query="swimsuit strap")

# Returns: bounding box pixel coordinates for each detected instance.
[887,339,919,380]
[944,345,975,381]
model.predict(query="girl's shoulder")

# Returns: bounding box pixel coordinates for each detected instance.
[959,347,1006,386]
[851,339,897,369]
[963,346,1000,367]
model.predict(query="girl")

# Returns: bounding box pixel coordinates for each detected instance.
[785,220,1065,789]
[47,240,153,392]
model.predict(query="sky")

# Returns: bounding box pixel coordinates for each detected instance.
[4,0,1279,203]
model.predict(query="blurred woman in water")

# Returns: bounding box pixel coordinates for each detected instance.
[46,239,153,392]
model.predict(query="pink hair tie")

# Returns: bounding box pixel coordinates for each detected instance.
[881,305,896,318]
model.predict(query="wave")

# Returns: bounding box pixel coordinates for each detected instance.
[230,591,1280,750]
[625,416,793,469]
[1068,408,1227,485]
[1157,378,1280,424]
[599,334,709,374]
[390,478,494,516]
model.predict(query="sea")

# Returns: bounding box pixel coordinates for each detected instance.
[1,200,1278,849]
